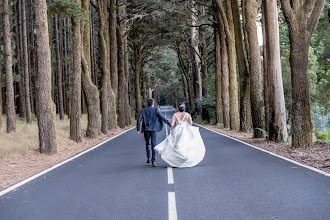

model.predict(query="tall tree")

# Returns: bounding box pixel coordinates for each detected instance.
[190,0,203,115]
[280,0,325,148]
[21,0,32,123]
[215,0,240,130]
[95,0,111,134]
[35,0,57,153]
[81,0,100,138]
[243,0,265,138]
[133,27,142,119]
[2,0,16,132]
[70,0,82,142]
[232,0,251,131]
[216,8,230,128]
[117,16,126,128]
[15,0,26,119]
[54,15,65,120]
[122,2,131,126]
[109,0,118,129]
[214,26,223,124]
[263,0,288,142]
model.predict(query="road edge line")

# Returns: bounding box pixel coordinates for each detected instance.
[0,126,136,197]
[198,125,330,178]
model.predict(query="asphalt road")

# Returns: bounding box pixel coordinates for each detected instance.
[1,106,330,220]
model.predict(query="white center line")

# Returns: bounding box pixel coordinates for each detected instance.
[167,167,174,184]
[168,192,178,220]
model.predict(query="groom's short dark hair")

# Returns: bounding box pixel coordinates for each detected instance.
[147,98,154,107]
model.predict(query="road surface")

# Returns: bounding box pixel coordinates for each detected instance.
[1,106,330,219]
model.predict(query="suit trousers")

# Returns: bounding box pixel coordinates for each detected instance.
[144,131,157,162]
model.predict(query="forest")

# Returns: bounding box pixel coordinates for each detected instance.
[0,0,329,155]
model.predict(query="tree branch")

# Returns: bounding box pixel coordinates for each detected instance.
[307,0,325,36]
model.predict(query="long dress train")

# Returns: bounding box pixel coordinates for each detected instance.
[154,113,205,168]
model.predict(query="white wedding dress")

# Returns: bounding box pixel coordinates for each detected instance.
[154,113,205,168]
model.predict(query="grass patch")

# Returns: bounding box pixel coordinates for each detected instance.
[0,114,88,160]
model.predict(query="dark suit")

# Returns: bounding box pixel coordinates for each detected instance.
[137,106,171,162]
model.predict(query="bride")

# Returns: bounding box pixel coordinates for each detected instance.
[154,103,205,168]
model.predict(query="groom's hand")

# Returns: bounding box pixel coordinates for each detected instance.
[137,130,141,135]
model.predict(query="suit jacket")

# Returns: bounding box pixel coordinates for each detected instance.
[137,106,171,133]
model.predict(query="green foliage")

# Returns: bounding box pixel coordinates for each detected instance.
[255,128,269,138]
[216,123,224,129]
[313,130,330,142]
[48,0,88,22]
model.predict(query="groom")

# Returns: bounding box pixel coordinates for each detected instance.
[137,98,171,167]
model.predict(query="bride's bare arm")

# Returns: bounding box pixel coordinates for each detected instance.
[188,114,193,125]
[170,114,176,128]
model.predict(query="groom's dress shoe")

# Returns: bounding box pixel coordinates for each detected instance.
[152,162,157,167]
[146,158,151,163]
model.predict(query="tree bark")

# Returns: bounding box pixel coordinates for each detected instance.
[15,1,26,119]
[2,0,16,133]
[232,0,251,131]
[225,0,240,130]
[117,21,126,128]
[263,0,288,142]
[108,0,117,130]
[214,26,223,124]
[133,29,142,119]
[177,48,194,112]
[35,0,57,153]
[97,0,111,134]
[70,0,82,143]
[21,0,32,123]
[216,10,230,129]
[122,7,131,126]
[244,0,265,138]
[280,0,324,147]
[190,0,202,115]
[54,15,65,120]
[81,0,100,138]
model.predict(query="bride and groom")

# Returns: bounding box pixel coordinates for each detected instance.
[137,98,205,168]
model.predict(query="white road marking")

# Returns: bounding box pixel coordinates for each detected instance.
[199,125,330,178]
[167,167,174,184]
[168,192,178,220]
[0,127,137,197]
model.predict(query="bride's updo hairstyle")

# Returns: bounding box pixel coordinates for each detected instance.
[178,102,186,112]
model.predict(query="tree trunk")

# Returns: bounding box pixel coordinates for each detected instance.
[177,48,194,112]
[54,15,65,120]
[232,0,251,131]
[2,0,16,133]
[35,0,57,153]
[108,0,118,130]
[117,21,126,128]
[123,11,131,126]
[280,0,324,148]
[97,0,111,134]
[216,10,230,129]
[263,0,288,142]
[70,3,82,143]
[81,0,100,138]
[133,29,142,119]
[244,0,265,138]
[15,1,26,119]
[190,0,202,115]
[214,27,223,124]
[21,0,32,123]
[225,0,240,130]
